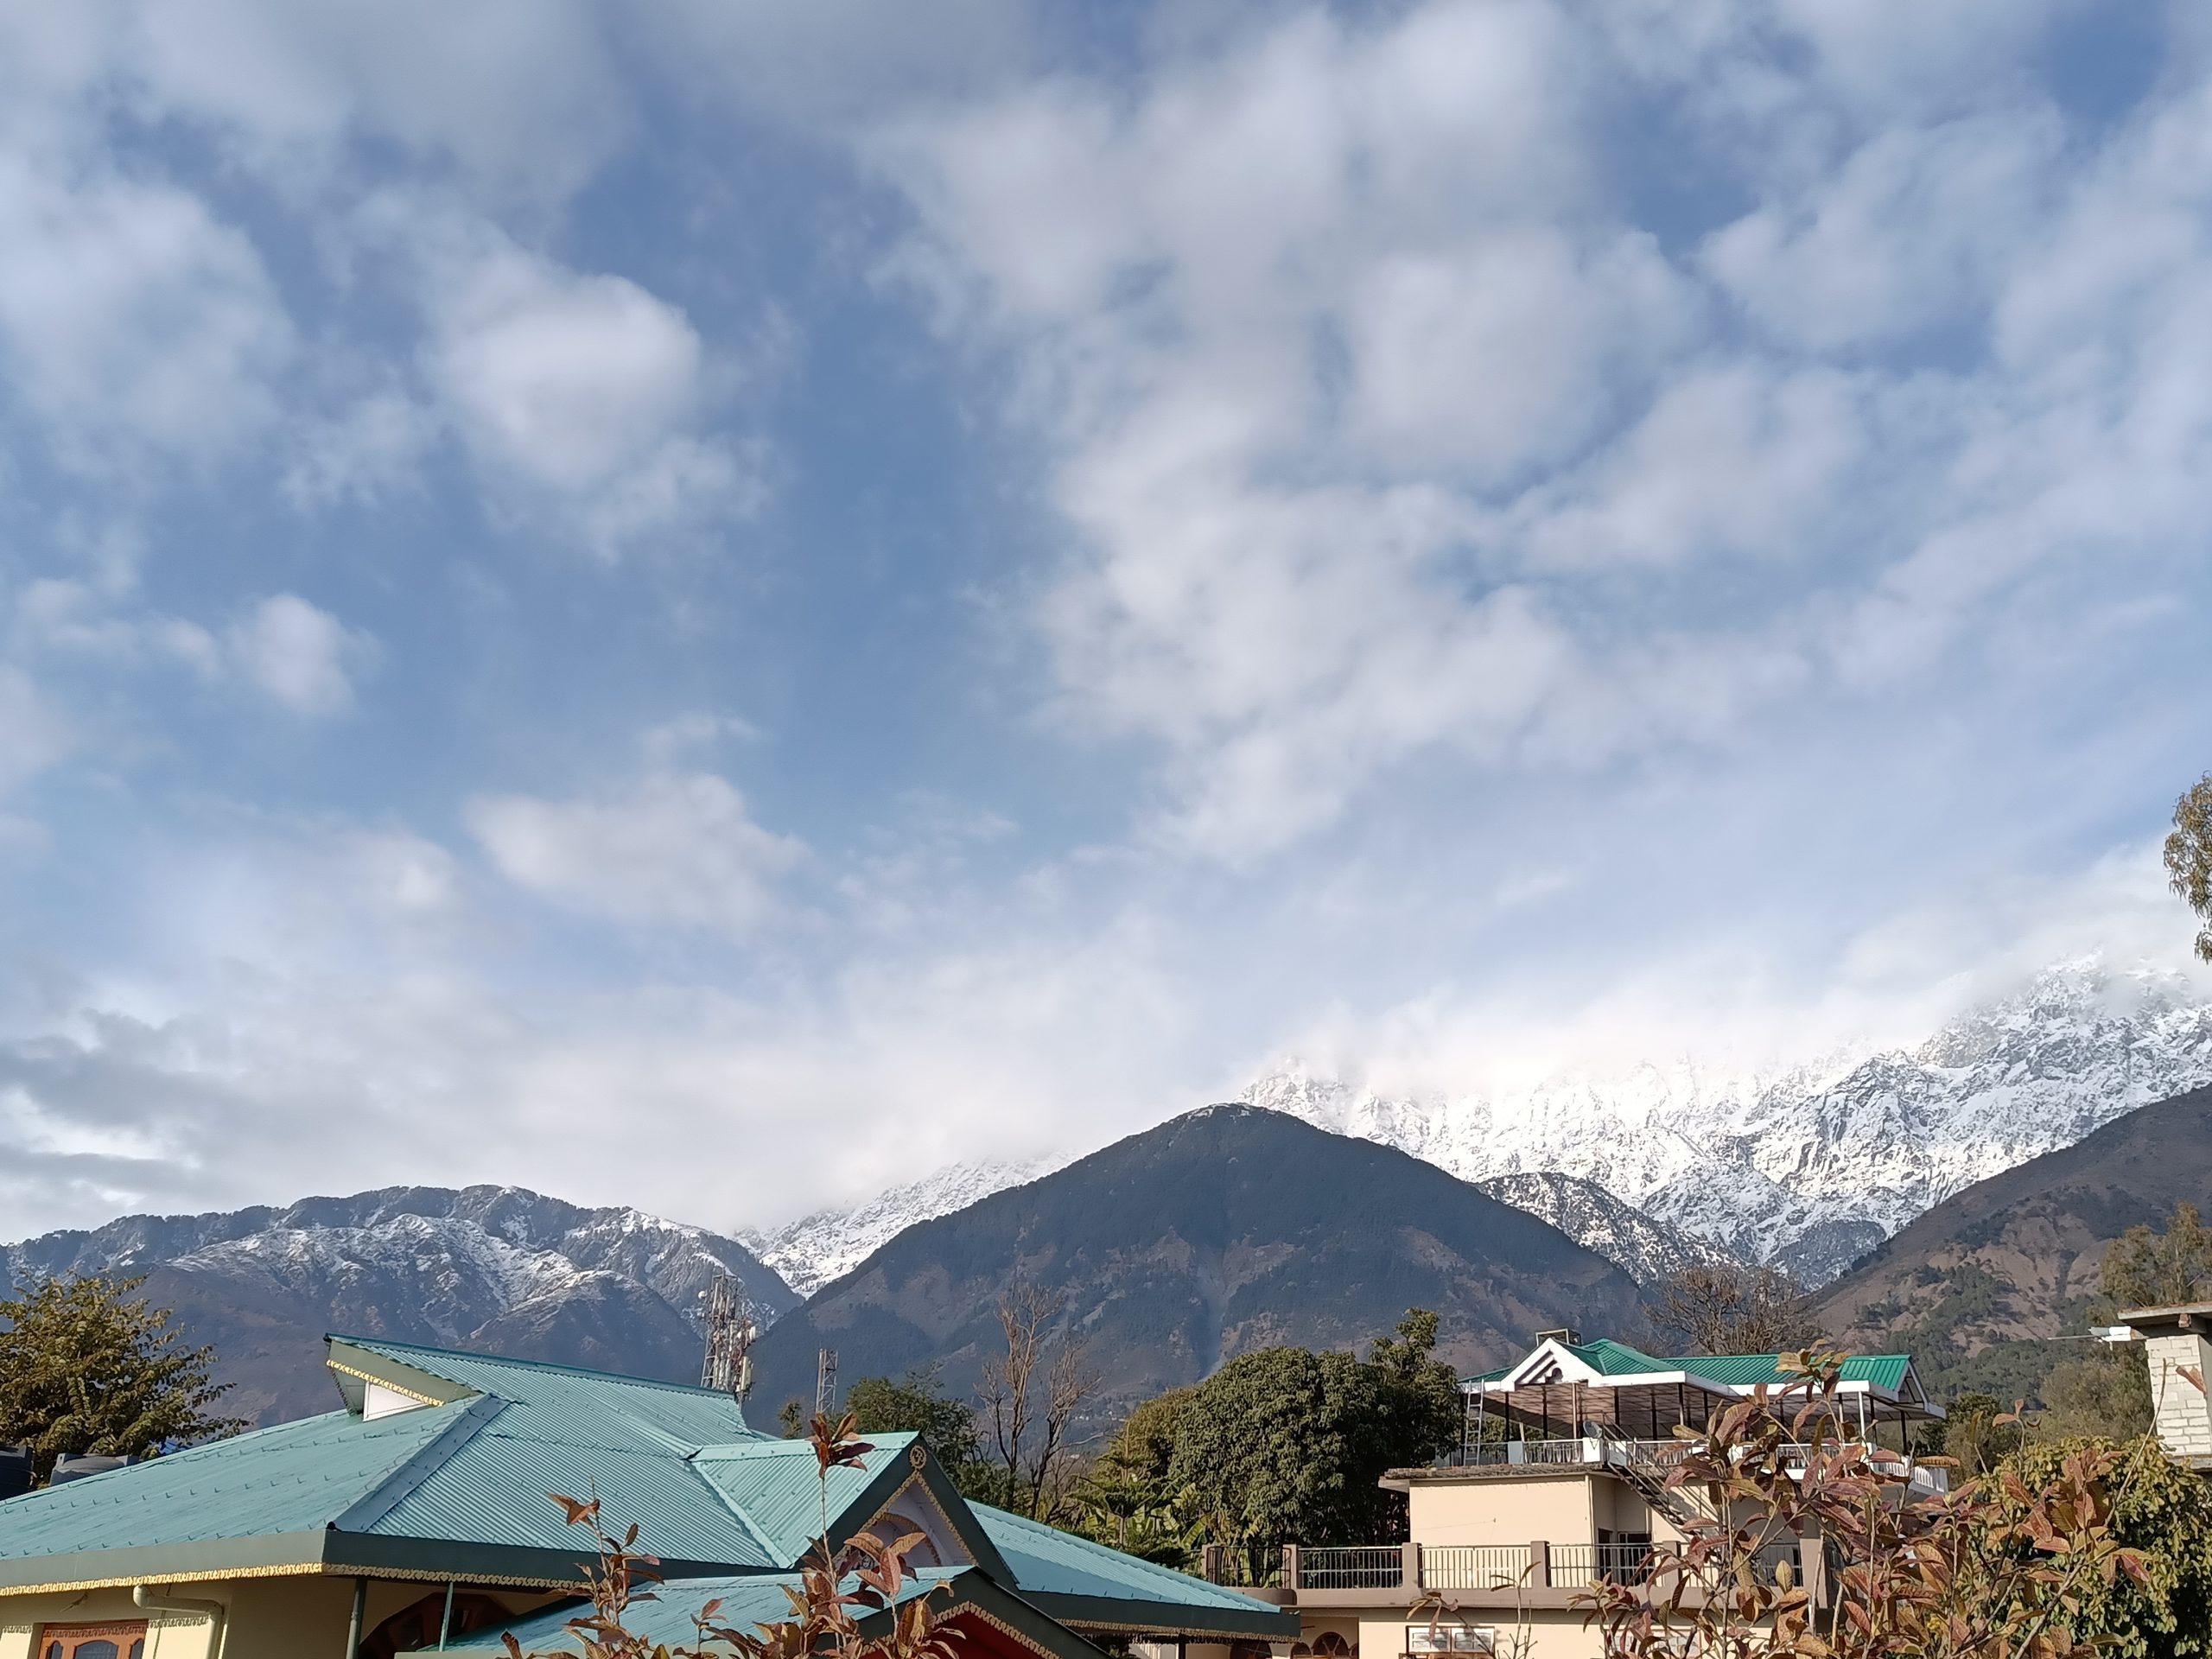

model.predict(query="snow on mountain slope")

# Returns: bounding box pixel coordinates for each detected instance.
[0,1185,797,1423]
[1471,1171,1730,1283]
[743,1154,1068,1297]
[1255,960,2212,1282]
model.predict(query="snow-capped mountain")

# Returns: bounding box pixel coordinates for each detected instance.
[0,1185,795,1425]
[751,959,2212,1295]
[1255,960,2212,1282]
[742,1154,1068,1297]
[1471,1171,1729,1284]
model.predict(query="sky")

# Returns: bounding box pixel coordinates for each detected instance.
[3,0,2211,1243]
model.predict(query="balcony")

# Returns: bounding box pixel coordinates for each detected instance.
[1455,1435,1948,1496]
[1203,1538,1826,1609]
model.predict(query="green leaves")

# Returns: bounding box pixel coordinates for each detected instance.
[0,1273,245,1484]
[2165,774,2212,964]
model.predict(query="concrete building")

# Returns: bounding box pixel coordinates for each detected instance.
[1195,1332,1946,1659]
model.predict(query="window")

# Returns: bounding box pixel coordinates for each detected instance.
[1405,1626,1493,1655]
[38,1626,147,1659]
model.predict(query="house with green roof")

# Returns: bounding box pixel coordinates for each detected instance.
[0,1336,1294,1659]
[1196,1327,1946,1659]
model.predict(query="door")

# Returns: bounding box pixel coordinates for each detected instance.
[40,1624,148,1659]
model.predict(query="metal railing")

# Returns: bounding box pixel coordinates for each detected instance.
[1420,1545,1532,1591]
[1297,1546,1407,1591]
[1548,1542,1656,1586]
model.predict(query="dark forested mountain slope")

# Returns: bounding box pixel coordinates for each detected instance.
[748,1104,1643,1418]
[0,1185,793,1426]
[1814,1086,2212,1398]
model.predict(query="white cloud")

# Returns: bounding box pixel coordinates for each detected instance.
[0,668,73,794]
[0,0,626,202]
[467,770,806,935]
[868,0,2212,861]
[407,217,767,553]
[0,153,293,461]
[226,594,375,715]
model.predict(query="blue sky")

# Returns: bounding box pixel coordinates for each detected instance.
[3,0,2210,1240]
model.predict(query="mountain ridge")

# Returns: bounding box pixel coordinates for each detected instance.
[747,1103,1646,1414]
[0,1184,795,1426]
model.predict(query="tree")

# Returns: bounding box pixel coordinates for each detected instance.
[1585,1357,2155,1659]
[2033,1202,2210,1443]
[2102,1202,2212,1311]
[1981,1436,2212,1659]
[2167,773,2212,964]
[1647,1261,1825,1357]
[1941,1390,2022,1478]
[975,1282,1095,1522]
[1164,1308,1464,1554]
[845,1368,993,1497]
[0,1274,243,1484]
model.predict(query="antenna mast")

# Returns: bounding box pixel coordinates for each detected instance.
[700,1275,758,1403]
[815,1346,838,1418]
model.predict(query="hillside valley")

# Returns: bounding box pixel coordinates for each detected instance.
[1813,1084,2212,1401]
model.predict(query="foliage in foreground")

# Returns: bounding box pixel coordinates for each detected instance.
[1584,1356,2158,1659]
[0,1273,243,1483]
[508,1412,959,1659]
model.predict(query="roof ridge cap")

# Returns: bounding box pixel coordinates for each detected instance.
[328,1333,741,1398]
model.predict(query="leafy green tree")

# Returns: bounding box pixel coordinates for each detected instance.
[1983,1436,2212,1659]
[844,1367,996,1499]
[0,1274,243,1484]
[1163,1309,1462,1551]
[2168,773,2212,963]
[2104,1202,2212,1310]
[1941,1390,2022,1476]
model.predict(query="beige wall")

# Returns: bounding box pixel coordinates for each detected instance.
[1,1575,555,1659]
[1,1586,219,1659]
[1356,1605,1603,1659]
[1408,1478,1594,1548]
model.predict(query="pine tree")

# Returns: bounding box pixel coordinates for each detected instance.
[0,1274,245,1484]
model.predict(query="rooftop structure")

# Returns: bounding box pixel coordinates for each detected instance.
[0,1336,1292,1659]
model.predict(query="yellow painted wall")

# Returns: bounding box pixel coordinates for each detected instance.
[1,1577,557,1659]
[1408,1478,1594,1548]
[0,1586,218,1659]
[1355,1606,1603,1659]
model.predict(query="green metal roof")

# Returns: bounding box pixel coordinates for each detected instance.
[448,1567,1125,1659]
[0,1395,480,1561]
[1671,1352,1914,1394]
[1463,1338,1918,1401]
[972,1505,1298,1637]
[0,1332,1294,1640]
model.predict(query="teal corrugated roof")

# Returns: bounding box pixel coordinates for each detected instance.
[342,1337,765,1447]
[0,1332,1291,1642]
[445,1568,957,1655]
[693,1435,917,1565]
[1463,1342,1916,1399]
[1570,1338,1670,1376]
[974,1503,1285,1616]
[1675,1353,1912,1393]
[0,1399,475,1560]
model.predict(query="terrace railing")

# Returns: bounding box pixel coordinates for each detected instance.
[1295,1546,1407,1591]
[1420,1545,1534,1591]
